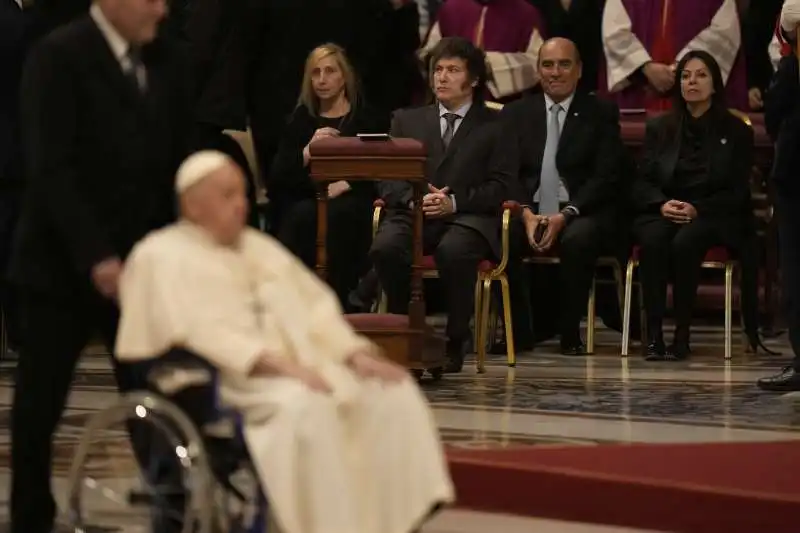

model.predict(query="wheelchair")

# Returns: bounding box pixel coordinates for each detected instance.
[66,349,270,533]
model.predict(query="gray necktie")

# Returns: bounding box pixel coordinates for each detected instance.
[442,113,459,149]
[539,103,563,215]
[125,47,146,93]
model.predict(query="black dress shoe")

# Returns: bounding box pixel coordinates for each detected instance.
[643,340,666,361]
[443,339,466,373]
[664,342,690,361]
[560,342,587,356]
[757,366,800,392]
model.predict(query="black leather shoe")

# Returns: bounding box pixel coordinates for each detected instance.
[560,342,587,356]
[643,340,666,361]
[443,339,466,373]
[757,366,800,392]
[665,342,690,361]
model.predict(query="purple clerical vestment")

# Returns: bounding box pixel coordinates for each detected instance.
[601,0,748,111]
[422,0,546,99]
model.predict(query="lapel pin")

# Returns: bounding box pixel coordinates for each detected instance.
[721,138,727,144]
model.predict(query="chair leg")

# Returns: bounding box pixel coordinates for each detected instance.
[498,274,516,367]
[473,280,483,353]
[725,262,734,360]
[477,278,492,374]
[621,259,635,357]
[586,277,597,354]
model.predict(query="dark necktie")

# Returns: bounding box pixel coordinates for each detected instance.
[442,113,459,149]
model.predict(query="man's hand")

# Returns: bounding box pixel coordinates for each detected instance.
[536,213,566,251]
[643,62,675,93]
[748,87,764,110]
[523,209,545,248]
[328,180,351,199]
[422,184,453,218]
[91,257,123,300]
[660,199,696,224]
[347,346,408,383]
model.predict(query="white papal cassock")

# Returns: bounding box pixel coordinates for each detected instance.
[115,221,455,533]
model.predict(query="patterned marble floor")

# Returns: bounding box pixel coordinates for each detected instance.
[0,322,794,531]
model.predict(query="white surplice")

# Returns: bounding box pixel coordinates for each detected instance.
[115,221,455,533]
[602,0,741,91]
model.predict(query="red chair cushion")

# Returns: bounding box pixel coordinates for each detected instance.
[631,245,731,263]
[420,255,496,273]
[345,313,409,330]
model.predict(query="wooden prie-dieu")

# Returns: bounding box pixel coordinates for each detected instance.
[309,137,446,378]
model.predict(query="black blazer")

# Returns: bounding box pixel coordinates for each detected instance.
[269,103,389,203]
[633,110,755,234]
[379,103,513,255]
[0,0,29,187]
[11,15,192,292]
[501,91,624,216]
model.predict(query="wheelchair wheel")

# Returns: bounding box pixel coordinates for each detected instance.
[66,392,218,533]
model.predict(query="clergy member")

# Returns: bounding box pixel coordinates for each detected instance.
[115,151,455,533]
[421,0,546,100]
[601,0,748,111]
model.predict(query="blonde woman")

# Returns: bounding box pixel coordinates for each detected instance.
[269,44,388,307]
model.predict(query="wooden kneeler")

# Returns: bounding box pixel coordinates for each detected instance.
[309,137,446,378]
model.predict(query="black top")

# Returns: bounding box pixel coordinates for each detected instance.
[268,103,389,204]
[669,113,712,202]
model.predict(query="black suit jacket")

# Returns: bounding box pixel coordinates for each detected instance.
[633,111,755,232]
[379,103,513,255]
[765,54,800,196]
[0,0,29,187]
[502,91,624,217]
[11,15,192,292]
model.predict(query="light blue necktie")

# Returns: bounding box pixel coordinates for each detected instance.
[539,103,563,215]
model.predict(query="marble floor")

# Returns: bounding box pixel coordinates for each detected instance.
[0,322,795,532]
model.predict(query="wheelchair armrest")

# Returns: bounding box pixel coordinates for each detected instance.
[145,349,216,397]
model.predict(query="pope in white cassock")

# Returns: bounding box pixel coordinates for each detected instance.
[114,150,455,533]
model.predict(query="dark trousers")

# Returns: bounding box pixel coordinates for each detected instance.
[633,214,758,344]
[775,190,800,368]
[370,215,491,344]
[507,214,621,348]
[10,287,148,533]
[277,194,373,307]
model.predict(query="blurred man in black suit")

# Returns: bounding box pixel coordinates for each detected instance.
[501,37,625,355]
[0,0,34,358]
[759,4,800,391]
[9,0,191,530]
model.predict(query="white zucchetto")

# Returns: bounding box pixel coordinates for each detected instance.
[175,150,231,194]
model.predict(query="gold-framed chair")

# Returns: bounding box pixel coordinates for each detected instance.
[620,246,737,359]
[620,109,754,360]
[520,253,625,354]
[371,199,516,373]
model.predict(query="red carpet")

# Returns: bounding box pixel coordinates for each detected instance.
[446,441,800,532]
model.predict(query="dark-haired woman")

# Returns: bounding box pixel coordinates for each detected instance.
[632,50,762,361]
